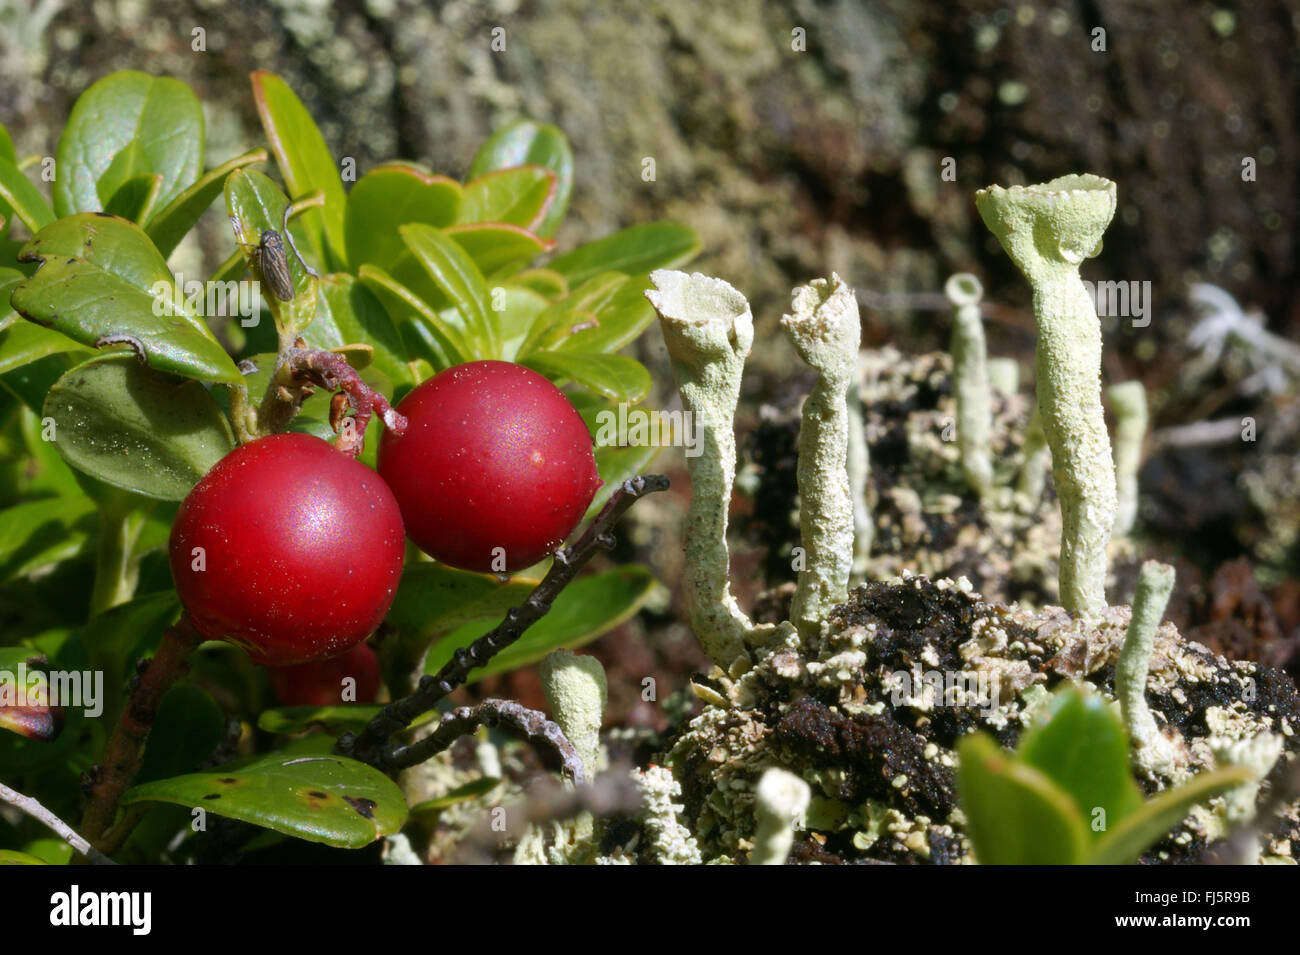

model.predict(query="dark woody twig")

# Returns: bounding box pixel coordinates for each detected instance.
[337,474,669,768]
[391,699,586,781]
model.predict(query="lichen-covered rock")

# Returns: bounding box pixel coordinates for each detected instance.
[662,574,1300,864]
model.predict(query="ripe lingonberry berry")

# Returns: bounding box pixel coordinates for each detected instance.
[378,360,601,573]
[169,433,406,666]
[267,641,381,707]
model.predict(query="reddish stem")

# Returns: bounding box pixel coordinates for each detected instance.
[273,347,407,457]
[80,616,203,853]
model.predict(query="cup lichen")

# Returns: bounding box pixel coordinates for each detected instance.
[944,272,993,499]
[1108,380,1148,537]
[539,649,608,780]
[976,174,1119,618]
[781,274,861,637]
[1116,560,1181,779]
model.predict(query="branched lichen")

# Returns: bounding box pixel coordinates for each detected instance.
[749,767,811,865]
[646,270,782,672]
[781,274,861,637]
[944,272,993,499]
[977,175,1119,618]
[1108,381,1148,537]
[1116,560,1181,779]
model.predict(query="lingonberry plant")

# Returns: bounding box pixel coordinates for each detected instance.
[0,68,691,861]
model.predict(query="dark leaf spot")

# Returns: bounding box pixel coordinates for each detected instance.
[344,796,376,819]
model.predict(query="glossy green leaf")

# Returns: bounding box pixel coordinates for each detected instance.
[224,168,318,339]
[54,71,203,221]
[517,272,628,355]
[357,264,472,368]
[589,442,661,519]
[251,70,346,270]
[0,124,15,165]
[1017,686,1144,836]
[0,850,48,865]
[389,564,536,644]
[134,683,224,784]
[510,268,568,299]
[469,120,574,238]
[1087,766,1255,865]
[522,351,650,403]
[146,148,268,258]
[399,223,495,357]
[82,590,181,724]
[12,214,242,384]
[425,566,655,682]
[258,704,383,735]
[554,276,656,354]
[956,732,1089,865]
[491,285,550,361]
[446,222,553,278]
[102,172,162,222]
[456,166,556,233]
[42,353,236,500]
[122,751,409,848]
[546,222,699,287]
[345,162,461,272]
[0,311,91,379]
[0,158,54,233]
[0,496,95,581]
[303,273,412,389]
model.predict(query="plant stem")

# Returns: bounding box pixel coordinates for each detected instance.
[80,615,203,852]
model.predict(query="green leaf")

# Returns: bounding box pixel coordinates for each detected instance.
[0,124,16,165]
[546,222,700,287]
[1017,685,1144,836]
[553,276,656,354]
[122,751,409,848]
[0,158,55,233]
[522,351,651,403]
[134,683,224,784]
[517,272,628,355]
[389,563,535,644]
[399,223,495,357]
[511,268,568,299]
[258,704,383,735]
[357,264,473,368]
[1087,767,1255,865]
[0,496,95,581]
[446,222,553,278]
[425,566,655,682]
[0,850,49,865]
[589,442,661,519]
[491,285,551,361]
[224,168,320,339]
[251,70,346,270]
[103,172,162,222]
[345,162,461,272]
[302,273,412,389]
[469,120,574,238]
[81,590,180,724]
[955,732,1089,865]
[410,777,500,815]
[146,148,268,258]
[0,314,92,378]
[456,166,557,233]
[54,71,203,221]
[42,353,236,500]
[12,214,243,384]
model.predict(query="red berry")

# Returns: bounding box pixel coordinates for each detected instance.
[267,641,381,707]
[378,360,601,573]
[169,433,406,666]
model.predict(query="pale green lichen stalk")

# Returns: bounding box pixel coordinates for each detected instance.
[976,174,1119,618]
[749,768,810,865]
[631,765,703,865]
[781,275,861,637]
[944,273,994,498]
[646,271,768,671]
[846,372,873,580]
[1211,733,1284,864]
[1017,404,1050,510]
[1108,381,1148,537]
[987,357,1020,397]
[1116,560,1180,779]
[539,650,607,780]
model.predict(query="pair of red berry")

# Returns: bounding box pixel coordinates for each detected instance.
[168,361,602,693]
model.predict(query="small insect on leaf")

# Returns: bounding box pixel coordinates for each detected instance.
[257,228,294,302]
